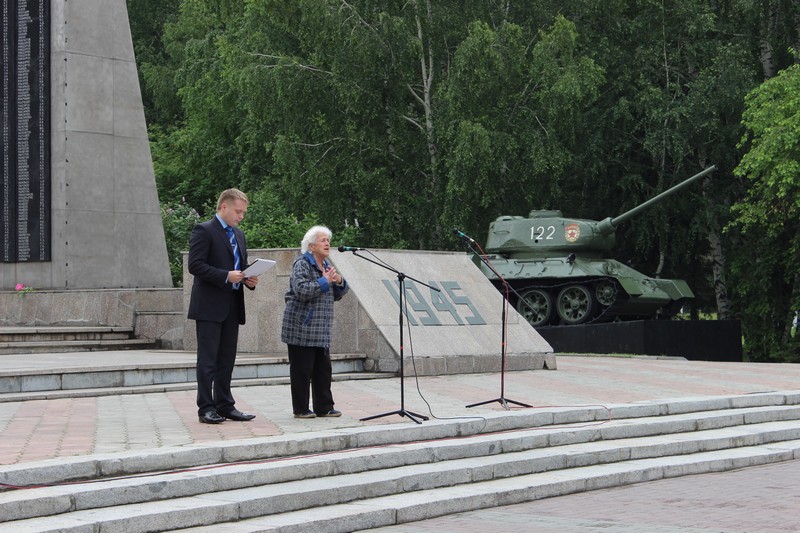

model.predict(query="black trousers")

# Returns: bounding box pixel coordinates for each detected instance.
[287,344,334,415]
[195,298,240,416]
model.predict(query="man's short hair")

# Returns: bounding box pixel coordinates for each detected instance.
[216,188,249,211]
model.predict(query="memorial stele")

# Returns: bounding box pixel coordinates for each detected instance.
[3,1,554,373]
[1,0,171,290]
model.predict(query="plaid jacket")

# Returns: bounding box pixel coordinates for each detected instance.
[280,252,349,348]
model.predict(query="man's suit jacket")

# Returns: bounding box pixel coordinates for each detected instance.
[187,217,250,324]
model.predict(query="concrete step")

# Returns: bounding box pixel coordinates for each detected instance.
[0,371,391,403]
[3,392,796,486]
[0,338,157,355]
[0,326,153,355]
[2,416,798,523]
[0,352,370,400]
[174,441,800,533]
[0,393,797,531]
[0,326,136,341]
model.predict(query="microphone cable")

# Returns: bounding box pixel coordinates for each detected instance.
[400,284,489,432]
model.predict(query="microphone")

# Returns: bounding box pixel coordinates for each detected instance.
[337,245,364,252]
[451,228,475,243]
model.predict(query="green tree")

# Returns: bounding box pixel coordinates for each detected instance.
[730,62,800,362]
[160,201,200,286]
[127,0,182,126]
[131,0,800,360]
[438,16,604,240]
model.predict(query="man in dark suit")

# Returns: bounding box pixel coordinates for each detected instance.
[187,188,259,424]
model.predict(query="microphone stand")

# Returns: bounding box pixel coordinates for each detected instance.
[458,236,532,411]
[350,250,435,424]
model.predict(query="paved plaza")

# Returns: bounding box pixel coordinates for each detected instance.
[366,458,800,532]
[1,353,800,531]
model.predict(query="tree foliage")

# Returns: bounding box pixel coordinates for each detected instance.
[730,62,800,361]
[129,0,800,361]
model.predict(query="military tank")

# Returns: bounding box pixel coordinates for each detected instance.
[475,165,718,327]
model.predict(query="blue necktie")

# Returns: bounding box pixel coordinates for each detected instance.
[226,227,241,289]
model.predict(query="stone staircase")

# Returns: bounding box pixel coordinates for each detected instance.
[1,392,798,532]
[0,326,156,355]
[0,351,376,402]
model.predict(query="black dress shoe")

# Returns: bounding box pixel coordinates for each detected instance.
[199,411,225,424]
[221,409,256,421]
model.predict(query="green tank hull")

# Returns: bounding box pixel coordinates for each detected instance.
[476,166,716,327]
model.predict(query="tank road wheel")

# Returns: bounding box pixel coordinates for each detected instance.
[516,289,553,327]
[556,285,595,325]
[595,281,617,307]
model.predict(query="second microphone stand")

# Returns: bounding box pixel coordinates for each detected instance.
[354,251,435,424]
[458,236,531,411]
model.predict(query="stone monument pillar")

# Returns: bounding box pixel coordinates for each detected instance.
[1,0,171,290]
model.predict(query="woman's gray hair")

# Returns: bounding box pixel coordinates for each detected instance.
[301,225,332,254]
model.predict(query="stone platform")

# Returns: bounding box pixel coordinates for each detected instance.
[538,319,743,361]
[1,353,799,531]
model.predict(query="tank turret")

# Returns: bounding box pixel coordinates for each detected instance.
[477,165,717,327]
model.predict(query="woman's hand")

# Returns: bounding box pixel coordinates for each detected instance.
[324,265,341,284]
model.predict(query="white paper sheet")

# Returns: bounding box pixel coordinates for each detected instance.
[242,258,276,277]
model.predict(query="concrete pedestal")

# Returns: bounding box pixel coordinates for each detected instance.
[537,320,743,361]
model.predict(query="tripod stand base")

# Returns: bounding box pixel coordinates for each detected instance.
[466,397,532,411]
[360,409,429,425]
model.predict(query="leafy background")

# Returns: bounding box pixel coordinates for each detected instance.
[128,0,800,362]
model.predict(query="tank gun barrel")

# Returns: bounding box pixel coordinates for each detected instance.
[597,165,717,235]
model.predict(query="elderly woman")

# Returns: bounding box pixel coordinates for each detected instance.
[281,225,349,418]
